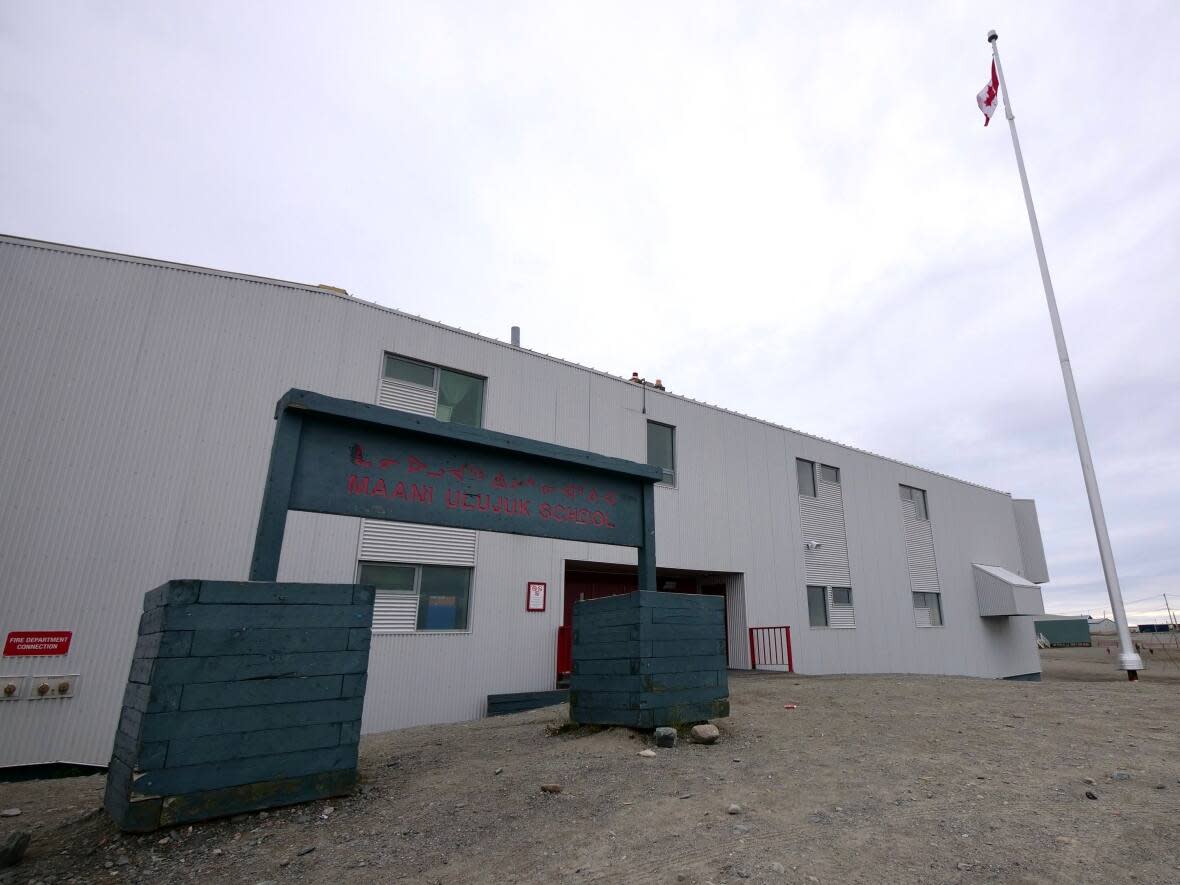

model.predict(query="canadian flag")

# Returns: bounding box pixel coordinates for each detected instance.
[977,61,1000,126]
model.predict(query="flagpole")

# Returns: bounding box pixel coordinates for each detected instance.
[987,30,1143,681]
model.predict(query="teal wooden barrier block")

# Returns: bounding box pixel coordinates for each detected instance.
[188,627,353,656]
[569,591,729,728]
[105,580,374,832]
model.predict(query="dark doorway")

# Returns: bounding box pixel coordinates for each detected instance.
[562,566,699,628]
[556,563,734,685]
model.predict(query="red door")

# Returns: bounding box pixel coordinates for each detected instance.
[563,571,637,626]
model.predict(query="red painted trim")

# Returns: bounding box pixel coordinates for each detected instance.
[748,626,792,672]
[556,625,572,677]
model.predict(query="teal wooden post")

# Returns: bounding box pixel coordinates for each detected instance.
[637,482,657,593]
[249,411,303,581]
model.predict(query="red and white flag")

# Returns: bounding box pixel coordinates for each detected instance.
[977,61,1000,126]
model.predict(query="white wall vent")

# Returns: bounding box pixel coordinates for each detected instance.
[377,378,437,416]
[359,520,477,567]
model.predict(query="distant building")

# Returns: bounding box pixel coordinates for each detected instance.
[1033,615,1091,647]
[0,236,1049,768]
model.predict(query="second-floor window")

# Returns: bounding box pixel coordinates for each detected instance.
[899,484,929,521]
[383,354,485,428]
[647,421,676,486]
[797,460,839,497]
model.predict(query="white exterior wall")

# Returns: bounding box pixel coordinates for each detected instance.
[0,237,1042,767]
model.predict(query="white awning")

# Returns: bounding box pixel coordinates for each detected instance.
[973,563,1045,617]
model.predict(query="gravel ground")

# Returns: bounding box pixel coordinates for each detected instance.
[2,649,1178,884]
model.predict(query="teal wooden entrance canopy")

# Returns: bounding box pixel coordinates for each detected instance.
[250,389,662,587]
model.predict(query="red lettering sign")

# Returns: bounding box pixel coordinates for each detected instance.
[527,582,547,612]
[4,631,73,657]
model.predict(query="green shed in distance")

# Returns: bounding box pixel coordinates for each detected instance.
[1034,616,1092,648]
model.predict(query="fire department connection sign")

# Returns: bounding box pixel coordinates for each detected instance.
[4,631,72,656]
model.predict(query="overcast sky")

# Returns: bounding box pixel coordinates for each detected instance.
[3,1,1177,621]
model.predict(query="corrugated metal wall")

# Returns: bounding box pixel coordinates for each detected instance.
[0,236,1044,766]
[1012,499,1050,584]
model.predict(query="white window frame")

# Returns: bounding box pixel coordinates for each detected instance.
[797,458,817,498]
[359,561,474,634]
[912,591,944,627]
[806,584,855,629]
[381,352,486,427]
[899,484,930,521]
[647,420,676,487]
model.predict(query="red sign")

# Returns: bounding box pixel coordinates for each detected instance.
[4,631,73,657]
[526,582,547,612]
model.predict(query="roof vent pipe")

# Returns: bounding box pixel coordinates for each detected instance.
[511,326,521,347]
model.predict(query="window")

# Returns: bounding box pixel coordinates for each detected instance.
[647,421,676,485]
[359,561,472,632]
[808,585,855,628]
[819,464,840,484]
[796,459,816,497]
[382,354,485,428]
[384,354,436,388]
[807,585,828,626]
[912,591,943,627]
[436,369,484,427]
[899,484,929,521]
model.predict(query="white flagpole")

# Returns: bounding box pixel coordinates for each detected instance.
[988,30,1143,680]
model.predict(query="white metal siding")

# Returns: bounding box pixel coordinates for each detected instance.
[376,378,437,416]
[902,499,940,594]
[359,520,477,566]
[801,478,851,585]
[0,236,1046,766]
[724,573,750,669]
[1012,499,1050,584]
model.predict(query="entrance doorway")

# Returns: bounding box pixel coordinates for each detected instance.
[556,562,738,684]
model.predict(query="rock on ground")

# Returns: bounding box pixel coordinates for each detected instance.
[690,723,720,744]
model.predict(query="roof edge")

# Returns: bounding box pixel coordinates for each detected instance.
[0,233,1013,497]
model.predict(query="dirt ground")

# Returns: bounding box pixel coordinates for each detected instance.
[2,648,1178,885]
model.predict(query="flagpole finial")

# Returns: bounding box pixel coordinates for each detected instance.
[987,30,998,43]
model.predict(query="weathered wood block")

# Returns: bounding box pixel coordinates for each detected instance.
[188,627,354,657]
[569,591,729,728]
[486,689,570,716]
[105,580,374,832]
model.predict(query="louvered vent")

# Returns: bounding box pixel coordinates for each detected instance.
[826,589,856,629]
[373,591,419,632]
[801,478,851,585]
[377,378,437,416]
[359,520,477,566]
[902,499,939,593]
[913,600,936,627]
